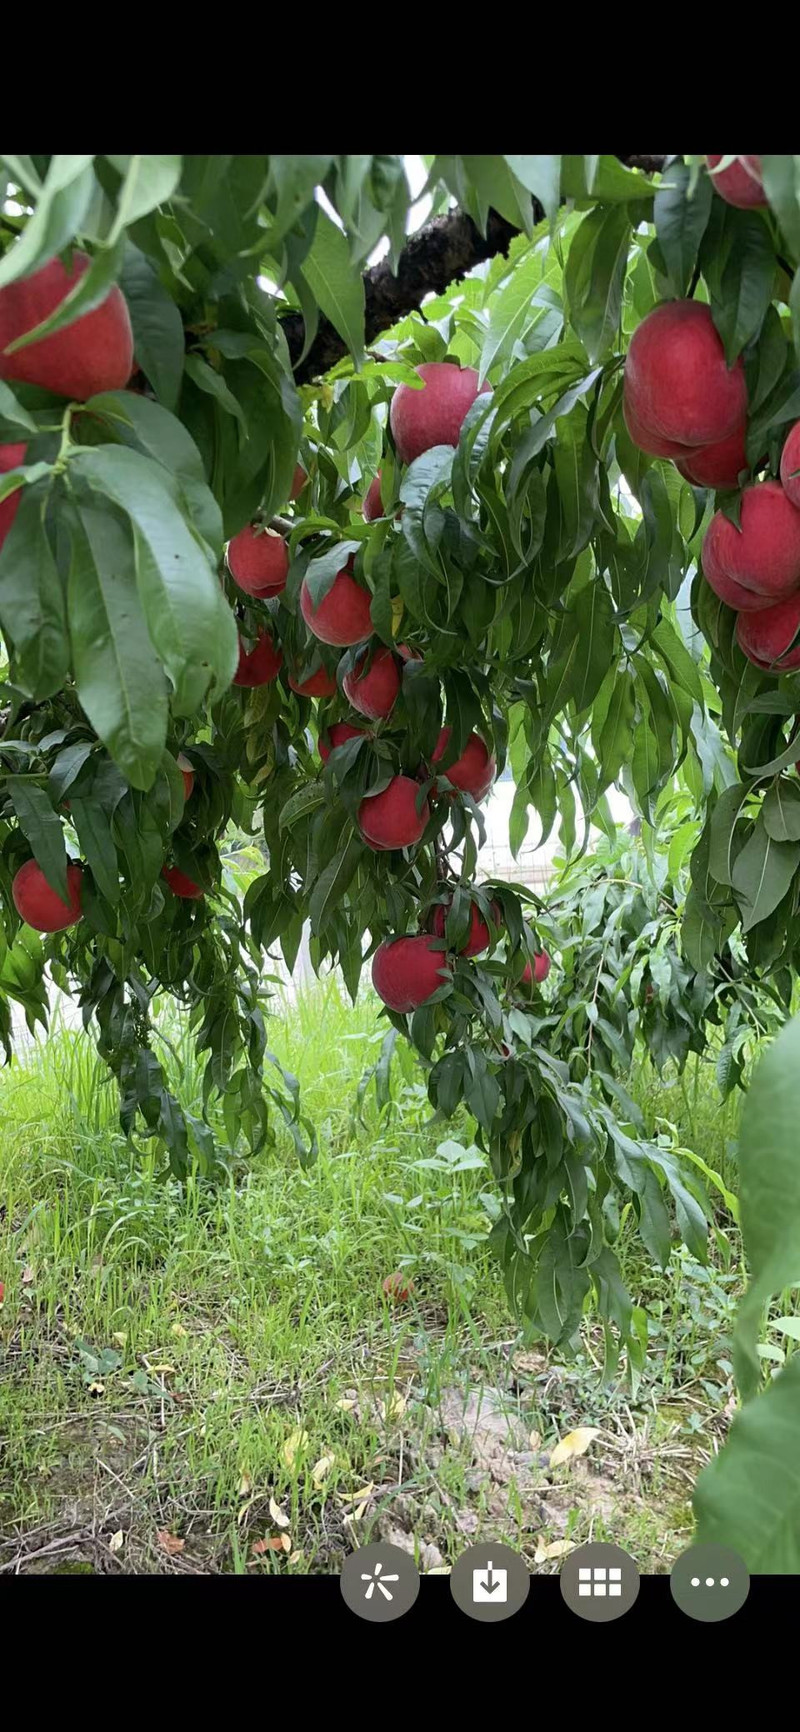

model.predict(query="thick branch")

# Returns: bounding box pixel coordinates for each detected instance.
[284,155,668,385]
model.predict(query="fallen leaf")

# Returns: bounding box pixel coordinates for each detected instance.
[288,1550,304,1566]
[549,1427,600,1468]
[378,1392,407,1424]
[21,1266,34,1286]
[335,1397,356,1412]
[340,1482,375,1506]
[237,1498,255,1526]
[108,1530,124,1555]
[171,1322,188,1339]
[238,1472,252,1499]
[112,1331,127,1348]
[282,1426,309,1469]
[157,1530,185,1556]
[312,1453,335,1488]
[87,1380,105,1395]
[269,1496,291,1528]
[144,1362,176,1377]
[534,1538,574,1563]
[528,1428,542,1452]
[252,1536,286,1556]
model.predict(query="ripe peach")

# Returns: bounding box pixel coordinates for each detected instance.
[382,1271,414,1303]
[358,776,429,850]
[318,722,367,763]
[702,523,773,612]
[299,561,373,646]
[623,395,693,460]
[342,646,400,719]
[227,526,289,597]
[372,933,450,1012]
[390,362,491,465]
[703,481,800,602]
[623,301,746,454]
[162,865,204,899]
[431,897,501,957]
[0,254,133,400]
[12,859,83,932]
[363,473,384,522]
[290,463,307,501]
[706,155,766,209]
[233,629,283,687]
[288,665,338,699]
[0,441,27,552]
[521,951,551,986]
[676,421,748,491]
[737,595,800,671]
[432,728,496,802]
[176,752,194,800]
[780,422,800,510]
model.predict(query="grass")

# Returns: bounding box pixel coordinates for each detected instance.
[0,978,745,1576]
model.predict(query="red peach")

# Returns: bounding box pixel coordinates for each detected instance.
[176,752,194,800]
[290,463,307,501]
[0,441,27,552]
[702,519,773,612]
[162,865,204,900]
[363,473,385,522]
[706,155,766,209]
[233,629,283,687]
[780,422,800,511]
[12,859,83,933]
[318,722,367,763]
[623,301,747,454]
[431,897,501,957]
[676,421,748,491]
[737,594,800,670]
[342,646,400,719]
[703,481,800,601]
[227,526,289,597]
[288,665,338,699]
[0,254,133,400]
[432,728,496,802]
[300,561,373,647]
[390,362,491,466]
[372,933,450,1012]
[358,776,429,850]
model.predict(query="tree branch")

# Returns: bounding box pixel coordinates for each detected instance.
[284,155,668,385]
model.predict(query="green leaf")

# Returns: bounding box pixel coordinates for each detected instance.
[279,784,327,832]
[715,211,776,364]
[653,162,713,298]
[69,444,237,714]
[68,504,169,790]
[120,242,185,410]
[694,1355,800,1572]
[762,778,800,842]
[6,778,68,901]
[105,154,182,243]
[70,796,120,904]
[84,389,223,556]
[732,1010,800,1400]
[300,208,365,367]
[731,817,799,931]
[0,380,38,435]
[502,155,561,220]
[308,831,362,933]
[0,155,95,288]
[564,205,631,364]
[0,480,68,700]
[183,353,247,433]
[708,783,752,884]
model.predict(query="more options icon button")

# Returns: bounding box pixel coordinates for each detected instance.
[340,1542,421,1623]
[450,1542,530,1622]
[670,1543,750,1622]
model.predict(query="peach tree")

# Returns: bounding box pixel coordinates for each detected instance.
[2,159,800,1549]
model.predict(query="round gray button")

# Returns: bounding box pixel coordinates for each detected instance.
[670,1543,749,1622]
[450,1542,530,1622]
[559,1542,640,1621]
[340,1542,420,1623]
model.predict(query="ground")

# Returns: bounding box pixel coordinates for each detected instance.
[0,980,742,1576]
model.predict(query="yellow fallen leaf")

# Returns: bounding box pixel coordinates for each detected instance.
[335,1398,356,1412]
[112,1331,127,1348]
[237,1498,255,1526]
[549,1427,601,1468]
[144,1363,176,1377]
[340,1482,375,1506]
[282,1426,309,1469]
[87,1380,105,1395]
[312,1453,336,1488]
[108,1530,124,1555]
[529,1428,542,1452]
[379,1392,406,1423]
[534,1539,574,1563]
[171,1322,188,1339]
[238,1472,252,1499]
[269,1496,291,1528]
[279,1532,292,1553]
[288,1550,304,1566]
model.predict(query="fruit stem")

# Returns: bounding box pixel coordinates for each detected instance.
[52,405,76,473]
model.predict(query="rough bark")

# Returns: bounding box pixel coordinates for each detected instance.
[284,156,668,385]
